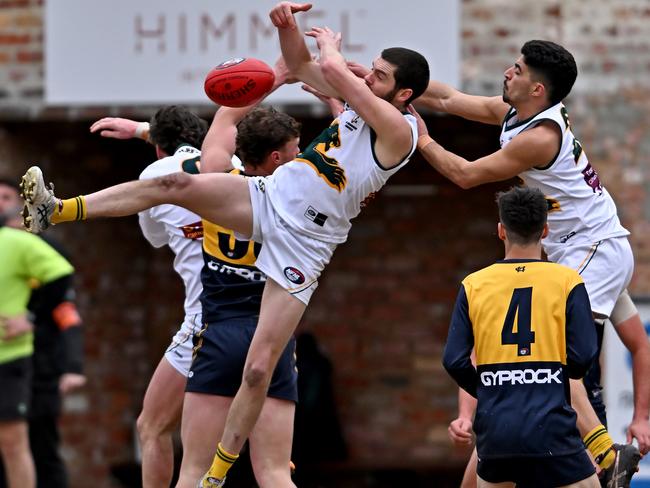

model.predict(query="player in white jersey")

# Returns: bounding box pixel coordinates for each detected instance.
[411,40,649,487]
[19,2,430,486]
[89,106,215,487]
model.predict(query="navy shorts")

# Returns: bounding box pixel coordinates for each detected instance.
[477,450,595,488]
[186,317,298,403]
[0,357,32,420]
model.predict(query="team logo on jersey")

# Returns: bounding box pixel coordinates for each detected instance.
[284,267,305,284]
[296,122,347,192]
[515,266,526,273]
[180,221,204,239]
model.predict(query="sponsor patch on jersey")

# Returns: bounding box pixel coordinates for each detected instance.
[304,206,328,226]
[284,266,305,285]
[180,221,204,240]
[480,368,562,386]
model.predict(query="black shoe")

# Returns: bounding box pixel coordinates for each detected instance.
[600,443,642,488]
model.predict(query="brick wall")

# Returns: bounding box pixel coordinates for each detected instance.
[1,0,650,486]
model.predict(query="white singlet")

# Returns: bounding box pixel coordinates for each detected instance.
[266,108,419,244]
[500,103,629,246]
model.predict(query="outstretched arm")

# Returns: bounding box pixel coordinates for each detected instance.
[416,80,509,126]
[201,55,296,173]
[411,106,559,188]
[270,2,339,98]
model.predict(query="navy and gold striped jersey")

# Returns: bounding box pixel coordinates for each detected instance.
[443,259,598,458]
[199,169,266,322]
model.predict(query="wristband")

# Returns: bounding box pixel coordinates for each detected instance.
[135,122,150,141]
[417,134,434,150]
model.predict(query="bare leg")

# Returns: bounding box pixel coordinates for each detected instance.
[81,173,253,237]
[559,473,600,487]
[460,448,478,488]
[249,398,296,488]
[176,394,232,488]
[570,379,603,437]
[477,477,513,488]
[0,421,35,488]
[137,357,186,488]
[220,279,306,454]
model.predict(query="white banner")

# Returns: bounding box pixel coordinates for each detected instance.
[604,300,650,486]
[45,0,459,105]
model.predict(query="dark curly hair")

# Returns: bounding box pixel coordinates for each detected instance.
[521,40,577,105]
[497,186,548,245]
[236,107,301,168]
[149,105,208,155]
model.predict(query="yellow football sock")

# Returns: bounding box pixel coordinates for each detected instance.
[51,196,87,224]
[205,443,239,480]
[584,424,615,469]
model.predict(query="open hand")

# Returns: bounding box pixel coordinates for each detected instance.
[305,26,341,51]
[90,117,141,140]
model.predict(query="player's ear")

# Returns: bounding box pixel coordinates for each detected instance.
[541,223,549,239]
[155,145,166,160]
[396,87,413,105]
[497,222,506,241]
[270,150,281,166]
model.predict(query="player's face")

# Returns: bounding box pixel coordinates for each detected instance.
[364,57,400,103]
[502,56,535,105]
[0,184,20,214]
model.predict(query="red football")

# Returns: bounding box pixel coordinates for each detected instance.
[204,57,275,107]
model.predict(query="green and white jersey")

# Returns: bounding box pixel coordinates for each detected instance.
[266,107,418,244]
[0,226,73,364]
[500,102,629,245]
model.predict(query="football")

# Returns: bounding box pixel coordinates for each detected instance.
[204,57,275,107]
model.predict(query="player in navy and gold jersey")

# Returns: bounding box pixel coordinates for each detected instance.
[444,187,599,488]
[414,40,648,487]
[179,105,302,488]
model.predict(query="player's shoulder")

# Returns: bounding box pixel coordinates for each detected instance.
[139,145,201,180]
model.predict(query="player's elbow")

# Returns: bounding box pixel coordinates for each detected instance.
[320,59,346,86]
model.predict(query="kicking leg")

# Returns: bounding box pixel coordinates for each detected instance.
[21,167,252,237]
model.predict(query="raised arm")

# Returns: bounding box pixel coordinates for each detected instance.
[309,27,413,166]
[200,55,295,173]
[270,2,339,98]
[416,80,509,126]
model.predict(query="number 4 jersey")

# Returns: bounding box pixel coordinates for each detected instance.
[500,103,629,246]
[443,259,598,458]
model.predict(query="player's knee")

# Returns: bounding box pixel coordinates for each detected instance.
[136,410,172,441]
[254,467,294,488]
[154,172,193,196]
[0,429,28,456]
[243,357,273,390]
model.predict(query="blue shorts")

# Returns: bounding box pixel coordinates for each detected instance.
[186,316,298,403]
[477,450,595,487]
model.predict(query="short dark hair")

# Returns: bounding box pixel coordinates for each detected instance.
[0,177,20,193]
[381,47,430,104]
[149,105,208,155]
[497,187,548,245]
[521,40,577,105]
[236,107,301,168]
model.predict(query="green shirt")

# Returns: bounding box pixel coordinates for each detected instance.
[0,227,74,363]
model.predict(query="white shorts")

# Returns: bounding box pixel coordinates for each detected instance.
[164,313,202,377]
[545,236,634,318]
[247,176,337,305]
